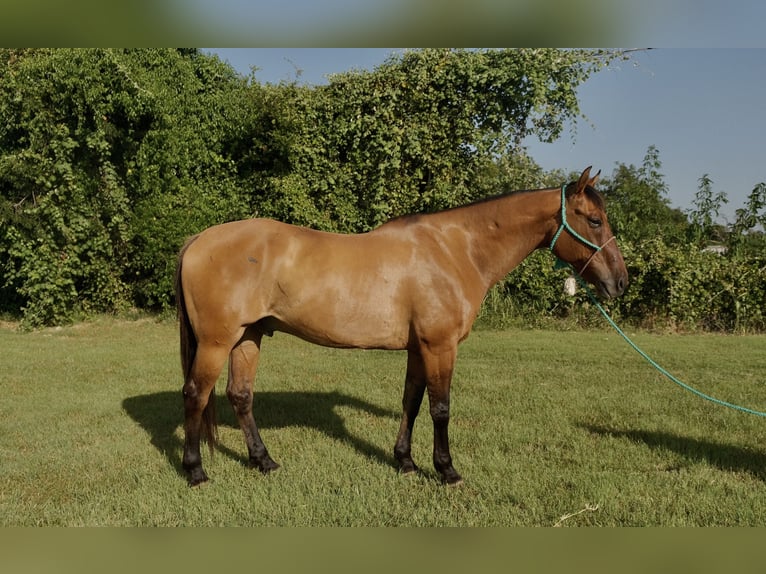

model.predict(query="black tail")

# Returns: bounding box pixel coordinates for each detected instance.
[176,235,217,454]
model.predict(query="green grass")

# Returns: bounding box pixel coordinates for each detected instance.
[1,317,766,526]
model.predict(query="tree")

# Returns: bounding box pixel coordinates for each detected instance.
[0,48,632,326]
[728,182,766,256]
[0,49,262,325]
[687,174,728,246]
[260,48,627,231]
[601,145,688,245]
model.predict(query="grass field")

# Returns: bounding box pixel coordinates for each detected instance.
[1,317,765,526]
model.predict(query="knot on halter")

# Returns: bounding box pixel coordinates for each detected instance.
[549,183,615,276]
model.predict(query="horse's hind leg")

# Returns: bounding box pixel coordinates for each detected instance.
[182,343,230,486]
[226,330,280,474]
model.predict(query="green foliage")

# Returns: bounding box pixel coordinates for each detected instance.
[728,182,766,257]
[1,49,764,333]
[600,145,687,245]
[266,48,617,231]
[610,239,766,332]
[687,174,729,246]
[0,49,260,325]
[0,49,135,323]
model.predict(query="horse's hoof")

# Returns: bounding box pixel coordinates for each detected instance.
[397,460,420,476]
[186,466,209,487]
[188,475,209,488]
[251,458,280,474]
[442,469,463,486]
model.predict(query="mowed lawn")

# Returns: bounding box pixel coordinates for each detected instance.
[1,318,765,526]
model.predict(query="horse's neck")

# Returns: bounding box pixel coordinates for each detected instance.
[461,188,559,289]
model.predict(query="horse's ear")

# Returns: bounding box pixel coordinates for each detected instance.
[573,166,592,195]
[588,169,601,187]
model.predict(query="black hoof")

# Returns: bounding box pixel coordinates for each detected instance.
[441,468,463,486]
[398,460,420,475]
[251,457,280,474]
[187,468,209,487]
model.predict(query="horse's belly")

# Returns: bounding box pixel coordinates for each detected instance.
[270,311,409,350]
[269,286,411,350]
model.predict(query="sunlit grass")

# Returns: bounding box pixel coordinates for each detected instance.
[1,318,765,525]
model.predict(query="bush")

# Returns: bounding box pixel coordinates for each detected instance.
[2,49,764,333]
[477,239,766,334]
[0,49,258,325]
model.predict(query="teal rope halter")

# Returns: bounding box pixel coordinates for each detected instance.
[549,183,614,274]
[549,183,602,254]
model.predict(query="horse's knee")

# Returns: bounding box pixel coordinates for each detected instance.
[429,400,450,423]
[226,386,253,415]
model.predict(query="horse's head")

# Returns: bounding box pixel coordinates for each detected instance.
[549,167,628,298]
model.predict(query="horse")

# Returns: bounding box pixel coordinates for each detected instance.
[175,166,627,486]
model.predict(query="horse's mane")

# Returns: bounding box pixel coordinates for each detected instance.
[384,182,605,227]
[569,183,605,210]
[385,187,539,226]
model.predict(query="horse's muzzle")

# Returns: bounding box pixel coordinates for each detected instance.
[599,273,627,299]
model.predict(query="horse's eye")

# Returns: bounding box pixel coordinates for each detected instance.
[588,217,602,228]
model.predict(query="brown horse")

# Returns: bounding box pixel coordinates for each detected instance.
[175,167,627,486]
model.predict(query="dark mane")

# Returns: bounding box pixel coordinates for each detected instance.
[385,180,606,227]
[385,186,547,226]
[565,182,605,210]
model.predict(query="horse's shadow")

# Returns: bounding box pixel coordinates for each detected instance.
[123,390,399,478]
[578,422,766,481]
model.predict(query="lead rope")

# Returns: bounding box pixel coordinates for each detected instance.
[566,266,766,417]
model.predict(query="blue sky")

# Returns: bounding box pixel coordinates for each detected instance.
[209,48,766,222]
[189,2,766,47]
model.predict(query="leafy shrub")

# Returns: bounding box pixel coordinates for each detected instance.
[0,49,257,325]
[1,48,764,333]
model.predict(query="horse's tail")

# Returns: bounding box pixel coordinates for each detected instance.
[176,234,217,454]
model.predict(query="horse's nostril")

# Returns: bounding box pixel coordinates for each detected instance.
[617,276,626,294]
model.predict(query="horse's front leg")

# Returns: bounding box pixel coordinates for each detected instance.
[422,343,462,486]
[394,349,427,474]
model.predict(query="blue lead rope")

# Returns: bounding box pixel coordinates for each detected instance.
[567,266,766,418]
